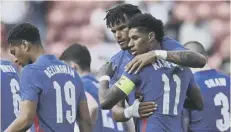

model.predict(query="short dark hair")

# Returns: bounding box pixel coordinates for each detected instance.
[8,23,41,45]
[60,43,91,71]
[184,41,207,56]
[104,4,141,27]
[128,13,164,42]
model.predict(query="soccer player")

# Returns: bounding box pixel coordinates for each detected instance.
[60,43,157,132]
[1,60,21,131]
[5,23,92,132]
[99,13,203,132]
[101,4,206,122]
[59,43,126,132]
[183,41,230,132]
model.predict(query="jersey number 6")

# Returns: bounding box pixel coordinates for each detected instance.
[10,78,21,117]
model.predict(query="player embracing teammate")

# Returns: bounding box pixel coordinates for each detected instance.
[3,3,228,132]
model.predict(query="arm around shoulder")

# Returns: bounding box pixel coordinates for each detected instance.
[165,50,207,68]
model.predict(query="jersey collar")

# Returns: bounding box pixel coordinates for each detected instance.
[81,74,98,82]
[36,55,57,62]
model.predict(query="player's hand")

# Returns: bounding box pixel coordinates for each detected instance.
[124,98,157,119]
[125,51,157,74]
[139,101,157,118]
[99,62,116,77]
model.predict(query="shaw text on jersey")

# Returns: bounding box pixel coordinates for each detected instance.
[205,78,227,88]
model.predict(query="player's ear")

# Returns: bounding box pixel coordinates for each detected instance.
[70,62,78,71]
[148,32,155,42]
[21,40,30,52]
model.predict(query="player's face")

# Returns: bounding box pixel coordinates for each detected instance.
[9,44,33,67]
[128,28,152,55]
[109,20,130,50]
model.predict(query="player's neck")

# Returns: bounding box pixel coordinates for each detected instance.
[30,46,47,63]
[78,70,91,77]
[151,41,161,50]
[191,64,211,73]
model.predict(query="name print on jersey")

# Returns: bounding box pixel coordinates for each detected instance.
[152,59,182,71]
[205,78,227,88]
[44,65,75,78]
[0,65,17,73]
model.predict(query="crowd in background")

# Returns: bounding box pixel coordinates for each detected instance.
[1,0,230,74]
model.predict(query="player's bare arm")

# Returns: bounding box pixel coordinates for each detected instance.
[125,50,206,73]
[112,100,130,122]
[112,99,157,122]
[184,77,204,111]
[85,92,98,126]
[112,100,136,132]
[166,50,206,68]
[77,100,92,132]
[183,109,190,132]
[98,62,125,109]
[4,100,37,132]
[99,79,127,109]
[99,62,157,113]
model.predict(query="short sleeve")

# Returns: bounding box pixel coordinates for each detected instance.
[20,66,40,101]
[114,71,140,95]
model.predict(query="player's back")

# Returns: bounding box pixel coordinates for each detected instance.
[0,60,20,131]
[189,69,230,132]
[130,60,193,132]
[22,55,84,132]
[82,74,125,132]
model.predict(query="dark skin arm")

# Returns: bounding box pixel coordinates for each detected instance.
[99,80,127,109]
[4,100,37,132]
[111,100,130,122]
[182,109,190,132]
[184,81,203,111]
[77,101,92,132]
[98,62,127,110]
[166,50,206,68]
[125,50,206,73]
[99,62,156,120]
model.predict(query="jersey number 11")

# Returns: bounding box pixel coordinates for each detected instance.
[162,74,181,115]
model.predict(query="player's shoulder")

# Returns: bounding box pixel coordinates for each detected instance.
[162,36,180,43]
[20,65,36,76]
[110,50,124,62]
[0,60,11,65]
[215,71,230,78]
[82,80,98,95]
[0,60,18,72]
[81,76,98,88]
[161,36,185,50]
[215,71,230,83]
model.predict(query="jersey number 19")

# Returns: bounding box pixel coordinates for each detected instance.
[54,81,76,124]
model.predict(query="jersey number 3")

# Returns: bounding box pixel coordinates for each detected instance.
[162,74,181,115]
[54,81,76,124]
[214,92,230,131]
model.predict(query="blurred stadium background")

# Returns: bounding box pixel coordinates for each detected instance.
[1,0,230,74]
